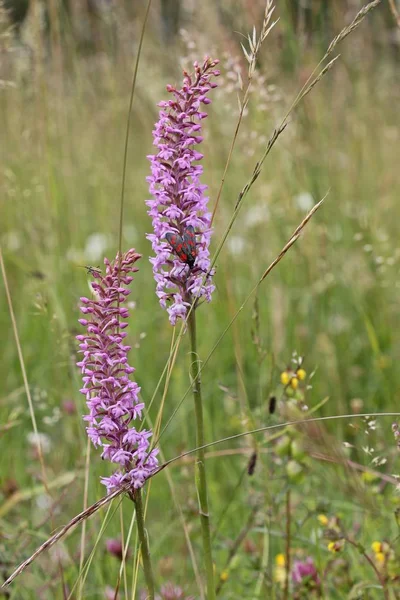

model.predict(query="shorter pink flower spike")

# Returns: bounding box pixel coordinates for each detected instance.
[77,250,158,493]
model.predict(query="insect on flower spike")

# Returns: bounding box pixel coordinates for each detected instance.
[146,57,220,325]
[166,226,198,269]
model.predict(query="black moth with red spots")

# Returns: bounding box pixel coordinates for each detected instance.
[166,225,197,269]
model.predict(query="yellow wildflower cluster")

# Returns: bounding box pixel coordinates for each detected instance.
[280,367,306,390]
[317,514,345,552]
[371,541,394,571]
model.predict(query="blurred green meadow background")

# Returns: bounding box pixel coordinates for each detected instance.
[1,1,400,598]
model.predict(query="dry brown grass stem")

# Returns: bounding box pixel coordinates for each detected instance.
[1,485,127,588]
[297,56,341,102]
[4,412,400,588]
[240,0,278,79]
[259,195,327,282]
[159,412,400,474]
[211,0,278,224]
[228,0,381,224]
[327,0,382,53]
[156,193,327,445]
[151,1,383,456]
[312,452,399,485]
[388,0,400,27]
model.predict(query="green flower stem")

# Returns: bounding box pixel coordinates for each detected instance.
[132,489,155,600]
[188,307,216,600]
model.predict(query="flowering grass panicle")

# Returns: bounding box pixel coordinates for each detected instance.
[146,57,220,324]
[77,250,158,493]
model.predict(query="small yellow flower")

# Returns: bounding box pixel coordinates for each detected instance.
[275,553,286,567]
[280,371,290,385]
[317,514,329,526]
[375,552,386,565]
[220,570,229,582]
[371,541,382,554]
[327,542,336,552]
[290,377,299,390]
[297,368,306,380]
[328,540,345,553]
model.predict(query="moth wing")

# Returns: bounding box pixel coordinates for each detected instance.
[183,226,196,246]
[165,232,179,248]
[182,227,197,264]
[183,225,196,251]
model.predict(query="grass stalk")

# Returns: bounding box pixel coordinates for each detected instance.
[283,489,291,600]
[77,437,91,600]
[142,331,205,597]
[187,306,216,600]
[118,0,152,258]
[131,489,155,600]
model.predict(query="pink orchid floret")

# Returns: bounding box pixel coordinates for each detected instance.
[77,249,158,493]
